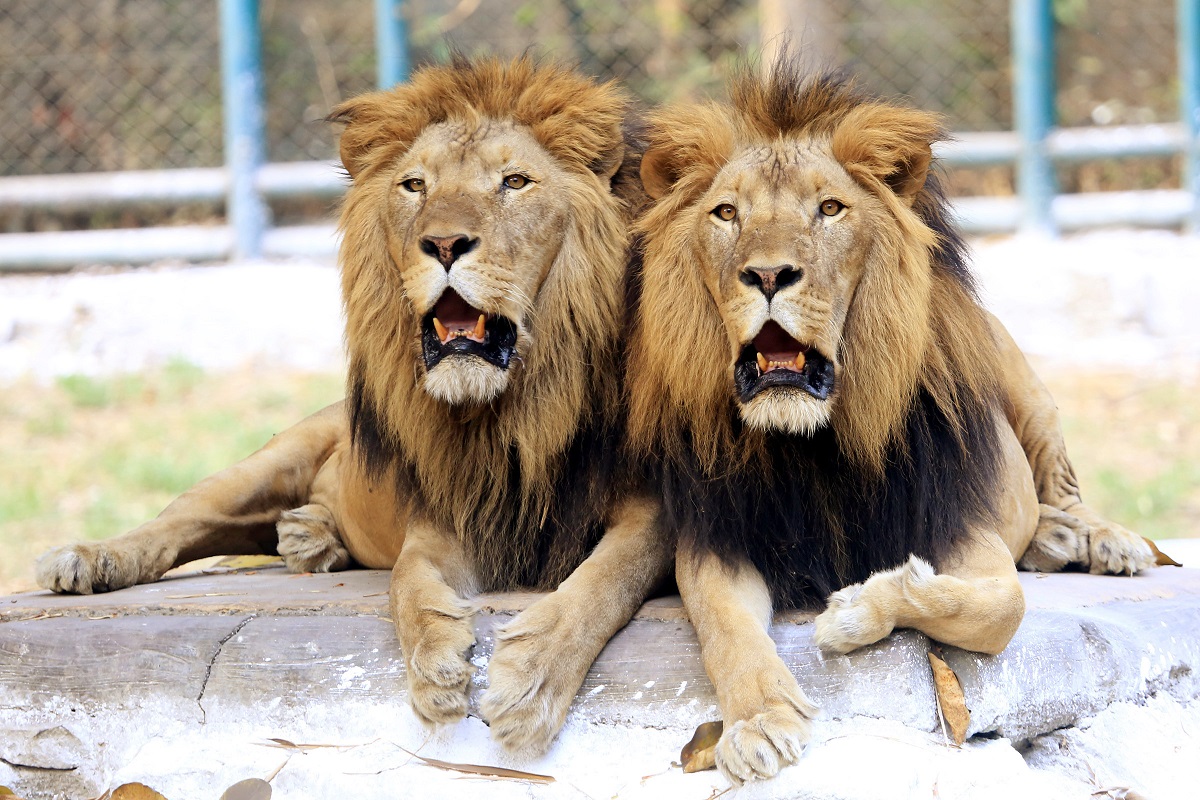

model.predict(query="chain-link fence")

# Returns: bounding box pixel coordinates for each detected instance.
[0,1,1187,212]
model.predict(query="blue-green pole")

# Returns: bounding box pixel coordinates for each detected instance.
[376,0,409,88]
[1012,0,1057,234]
[1181,0,1200,232]
[219,0,268,259]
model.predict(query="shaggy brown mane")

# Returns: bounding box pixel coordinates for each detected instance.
[332,57,633,589]
[627,63,1008,605]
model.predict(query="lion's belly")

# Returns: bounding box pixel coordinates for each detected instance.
[328,448,410,569]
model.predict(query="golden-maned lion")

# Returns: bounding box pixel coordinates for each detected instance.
[36,57,669,755]
[627,62,1154,782]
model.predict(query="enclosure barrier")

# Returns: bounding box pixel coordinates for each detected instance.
[0,0,1197,270]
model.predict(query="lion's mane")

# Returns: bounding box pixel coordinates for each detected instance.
[332,57,633,590]
[627,64,1007,606]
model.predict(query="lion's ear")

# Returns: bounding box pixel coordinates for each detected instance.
[594,141,625,182]
[327,93,413,179]
[831,105,941,204]
[639,144,681,200]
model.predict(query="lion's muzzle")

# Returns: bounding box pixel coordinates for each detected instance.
[734,321,835,403]
[422,288,517,371]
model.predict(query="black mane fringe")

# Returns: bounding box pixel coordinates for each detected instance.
[348,370,621,592]
[661,384,1003,608]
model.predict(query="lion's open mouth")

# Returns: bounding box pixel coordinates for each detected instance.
[734,321,835,402]
[421,289,517,371]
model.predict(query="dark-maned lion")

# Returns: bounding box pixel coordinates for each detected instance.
[36,57,669,755]
[627,62,1153,782]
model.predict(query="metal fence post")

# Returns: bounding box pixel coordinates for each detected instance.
[1182,0,1200,232]
[220,0,268,259]
[376,0,409,88]
[1012,0,1057,234]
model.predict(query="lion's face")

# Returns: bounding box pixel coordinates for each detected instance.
[690,138,881,436]
[386,120,572,405]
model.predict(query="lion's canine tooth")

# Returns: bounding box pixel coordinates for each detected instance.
[756,352,769,373]
[793,352,806,370]
[473,314,486,341]
[433,317,449,342]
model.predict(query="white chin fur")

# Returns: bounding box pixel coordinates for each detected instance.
[424,356,510,405]
[740,390,830,436]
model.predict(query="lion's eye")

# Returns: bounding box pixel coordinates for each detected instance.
[400,177,425,193]
[712,204,737,222]
[503,174,530,190]
[819,199,845,217]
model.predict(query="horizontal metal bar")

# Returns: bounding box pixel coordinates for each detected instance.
[0,224,340,271]
[0,168,228,210]
[936,123,1189,167]
[952,190,1194,233]
[0,162,346,211]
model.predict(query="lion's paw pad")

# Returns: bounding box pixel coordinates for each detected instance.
[716,707,812,784]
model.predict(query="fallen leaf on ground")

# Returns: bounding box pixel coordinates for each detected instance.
[0,787,26,798]
[215,555,283,569]
[929,649,969,745]
[680,720,724,773]
[395,746,554,784]
[219,779,272,800]
[107,783,168,800]
[1143,538,1182,567]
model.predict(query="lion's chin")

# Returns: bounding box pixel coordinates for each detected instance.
[739,390,831,436]
[424,357,511,405]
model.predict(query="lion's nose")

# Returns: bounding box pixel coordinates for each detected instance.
[740,264,801,301]
[420,234,479,270]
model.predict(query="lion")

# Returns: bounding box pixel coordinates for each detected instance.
[35,57,669,756]
[626,61,1154,783]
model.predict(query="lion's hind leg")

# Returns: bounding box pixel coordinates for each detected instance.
[36,401,348,594]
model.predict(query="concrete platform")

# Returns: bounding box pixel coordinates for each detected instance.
[2,561,1199,800]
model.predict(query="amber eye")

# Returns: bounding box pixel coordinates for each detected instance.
[400,177,425,193]
[503,174,530,190]
[712,203,737,221]
[820,199,845,217]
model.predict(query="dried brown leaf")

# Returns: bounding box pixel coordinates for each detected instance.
[680,720,724,773]
[219,778,272,800]
[0,787,25,798]
[1143,538,1183,567]
[109,784,169,800]
[929,649,969,746]
[215,555,283,569]
[395,746,554,784]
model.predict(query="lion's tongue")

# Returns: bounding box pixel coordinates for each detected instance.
[433,290,487,343]
[753,322,806,372]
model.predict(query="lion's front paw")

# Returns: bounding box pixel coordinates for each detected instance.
[403,606,477,726]
[277,504,351,573]
[814,582,891,655]
[481,602,585,755]
[35,543,154,594]
[716,704,814,784]
[1086,518,1155,576]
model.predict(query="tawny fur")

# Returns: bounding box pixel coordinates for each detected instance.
[630,62,1154,785]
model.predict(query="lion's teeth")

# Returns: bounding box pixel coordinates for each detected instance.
[756,352,769,373]
[473,314,486,341]
[793,352,806,369]
[433,317,449,342]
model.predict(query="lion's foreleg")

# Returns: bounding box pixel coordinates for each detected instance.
[390,516,477,727]
[816,422,1033,656]
[989,313,1154,574]
[36,401,348,594]
[678,547,818,784]
[482,495,671,755]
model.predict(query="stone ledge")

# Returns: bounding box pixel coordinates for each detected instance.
[1,566,1198,799]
